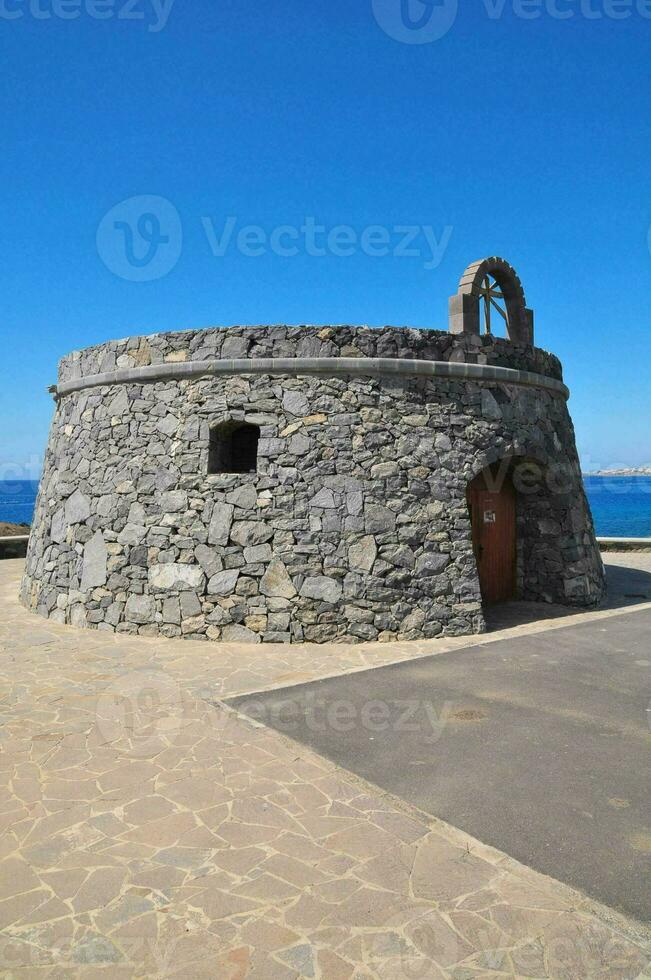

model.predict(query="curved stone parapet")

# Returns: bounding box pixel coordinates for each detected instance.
[22,325,605,644]
[56,326,564,385]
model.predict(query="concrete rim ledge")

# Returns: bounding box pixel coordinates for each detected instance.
[598,536,651,551]
[53,357,570,400]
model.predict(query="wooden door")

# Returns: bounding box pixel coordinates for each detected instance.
[467,474,516,603]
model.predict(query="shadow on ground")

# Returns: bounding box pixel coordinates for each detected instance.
[484,556,651,632]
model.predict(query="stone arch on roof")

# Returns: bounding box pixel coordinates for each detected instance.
[449,256,534,345]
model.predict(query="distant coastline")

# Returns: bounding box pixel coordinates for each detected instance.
[585,469,651,477]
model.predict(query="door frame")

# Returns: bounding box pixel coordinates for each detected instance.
[467,464,518,603]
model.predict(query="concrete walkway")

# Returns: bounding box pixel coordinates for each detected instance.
[0,558,649,977]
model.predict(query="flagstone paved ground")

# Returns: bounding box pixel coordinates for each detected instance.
[0,558,650,978]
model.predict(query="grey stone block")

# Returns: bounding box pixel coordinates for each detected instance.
[80,531,108,592]
[230,522,274,547]
[222,624,260,643]
[160,490,188,513]
[208,502,234,546]
[348,536,377,574]
[125,594,156,624]
[300,576,343,603]
[207,569,240,596]
[260,560,297,599]
[162,597,181,624]
[65,489,91,525]
[148,564,205,592]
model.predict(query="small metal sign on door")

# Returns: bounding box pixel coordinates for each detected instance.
[483,510,496,524]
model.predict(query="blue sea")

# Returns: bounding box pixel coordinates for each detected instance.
[0,481,40,526]
[582,475,651,538]
[1,476,651,537]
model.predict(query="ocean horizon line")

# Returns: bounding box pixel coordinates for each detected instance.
[1,474,651,538]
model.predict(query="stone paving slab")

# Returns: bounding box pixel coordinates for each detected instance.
[0,559,650,977]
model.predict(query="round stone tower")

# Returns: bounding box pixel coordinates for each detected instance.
[21,258,605,643]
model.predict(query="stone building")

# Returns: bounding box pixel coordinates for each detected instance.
[21,257,605,643]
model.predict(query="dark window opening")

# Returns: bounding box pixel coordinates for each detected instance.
[208,421,260,474]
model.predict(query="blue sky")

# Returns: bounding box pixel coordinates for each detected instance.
[1,0,650,478]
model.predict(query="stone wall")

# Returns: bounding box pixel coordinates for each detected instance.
[57,326,563,384]
[21,327,605,643]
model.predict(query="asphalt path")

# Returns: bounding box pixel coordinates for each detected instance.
[230,608,651,922]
